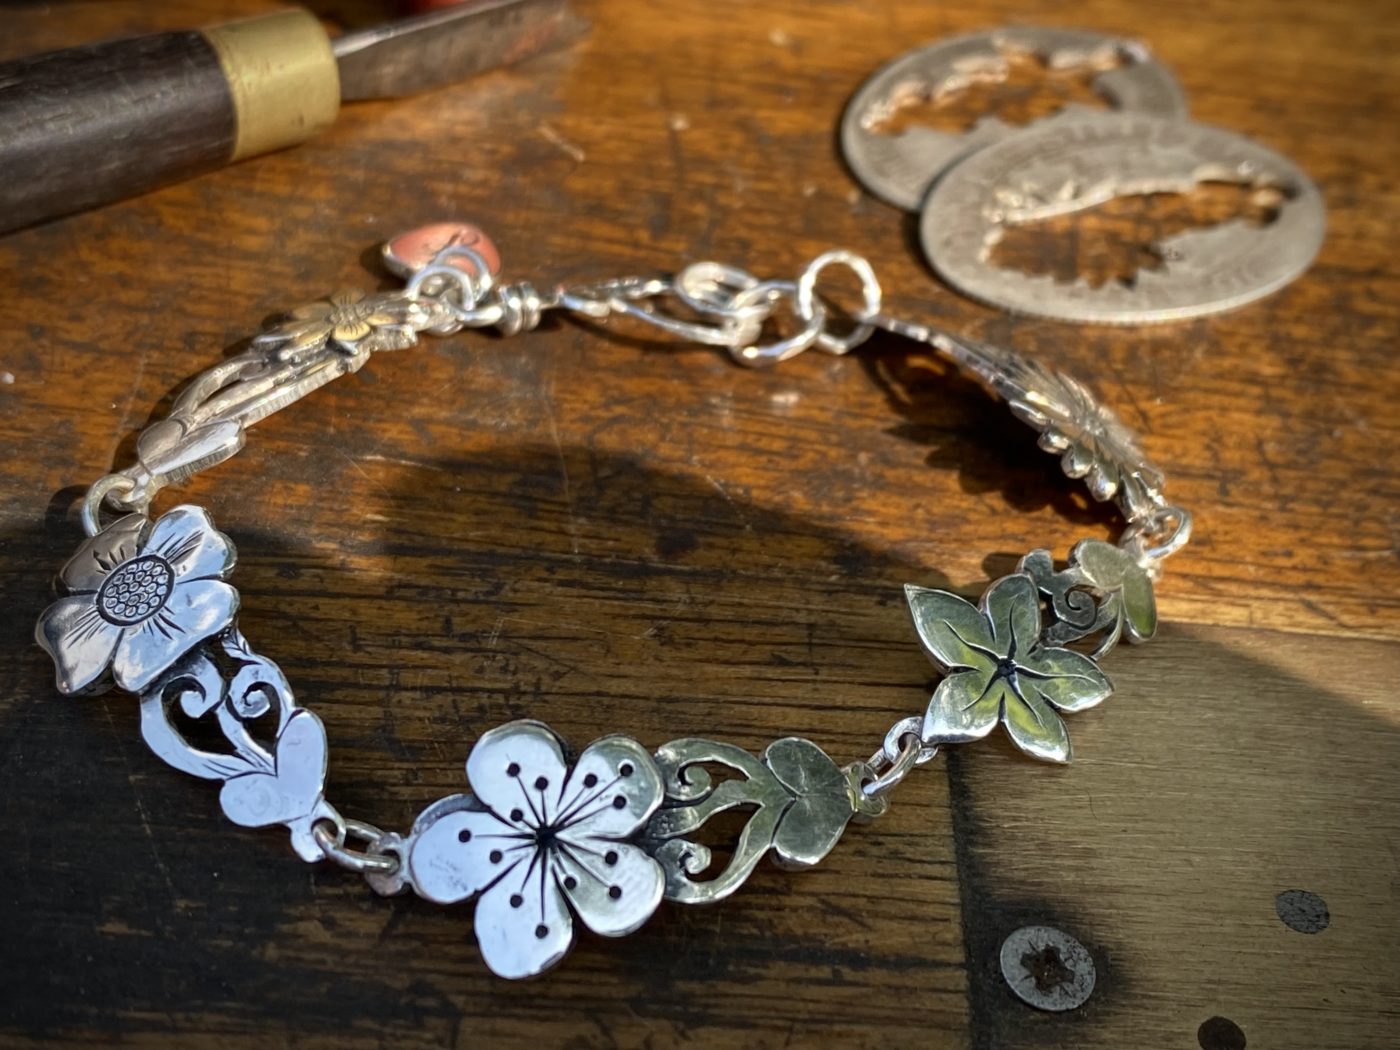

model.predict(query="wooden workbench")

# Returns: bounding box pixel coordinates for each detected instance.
[0,1,1395,1047]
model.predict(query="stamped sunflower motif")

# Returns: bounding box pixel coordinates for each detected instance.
[907,574,1112,763]
[36,506,238,695]
[1008,367,1164,520]
[407,720,666,978]
[952,337,1166,520]
[253,289,419,362]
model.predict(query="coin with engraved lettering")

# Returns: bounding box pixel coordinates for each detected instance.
[841,28,1187,211]
[919,114,1326,324]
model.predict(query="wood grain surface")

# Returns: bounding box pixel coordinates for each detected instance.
[1,1,1397,1048]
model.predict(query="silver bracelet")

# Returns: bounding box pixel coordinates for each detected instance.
[35,222,1191,980]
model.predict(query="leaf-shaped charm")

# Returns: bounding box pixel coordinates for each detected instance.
[908,570,1115,763]
[136,417,245,489]
[1072,539,1157,644]
[764,737,855,869]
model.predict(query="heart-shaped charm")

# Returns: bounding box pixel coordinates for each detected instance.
[382,222,501,281]
[219,709,328,832]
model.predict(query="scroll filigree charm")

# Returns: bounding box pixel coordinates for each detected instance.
[1019,539,1158,658]
[644,736,886,904]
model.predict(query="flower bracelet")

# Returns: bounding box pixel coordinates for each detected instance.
[36,222,1191,979]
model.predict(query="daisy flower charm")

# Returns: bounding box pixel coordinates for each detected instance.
[36,506,238,695]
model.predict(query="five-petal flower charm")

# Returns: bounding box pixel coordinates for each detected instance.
[36,506,238,695]
[907,574,1112,763]
[407,721,666,978]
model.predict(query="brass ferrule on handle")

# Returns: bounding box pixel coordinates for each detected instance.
[202,10,341,161]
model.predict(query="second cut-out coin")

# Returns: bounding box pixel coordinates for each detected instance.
[841,27,1188,211]
[918,114,1326,323]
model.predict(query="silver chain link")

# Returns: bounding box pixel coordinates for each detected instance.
[861,715,940,798]
[404,244,886,369]
[311,811,402,877]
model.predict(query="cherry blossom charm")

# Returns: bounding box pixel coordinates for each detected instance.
[407,721,666,978]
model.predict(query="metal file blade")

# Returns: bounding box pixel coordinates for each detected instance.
[334,0,588,102]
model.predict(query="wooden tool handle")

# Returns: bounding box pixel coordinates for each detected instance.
[0,11,340,235]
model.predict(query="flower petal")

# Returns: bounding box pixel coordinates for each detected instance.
[111,579,238,692]
[35,595,122,694]
[982,574,1041,660]
[274,319,329,340]
[1002,689,1072,763]
[408,795,529,904]
[554,840,663,938]
[328,289,364,308]
[290,302,333,320]
[1062,443,1094,479]
[466,720,570,818]
[332,320,372,344]
[474,851,573,978]
[1020,646,1112,713]
[904,584,998,671]
[288,325,331,350]
[921,668,1003,745]
[556,735,663,841]
[60,513,148,593]
[144,505,236,581]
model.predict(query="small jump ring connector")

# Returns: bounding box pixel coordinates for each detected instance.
[406,245,497,320]
[1120,505,1193,568]
[81,474,139,537]
[726,280,826,367]
[861,715,938,799]
[795,250,883,356]
[312,816,401,877]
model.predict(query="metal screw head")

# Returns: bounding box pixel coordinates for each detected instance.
[999,925,1096,1012]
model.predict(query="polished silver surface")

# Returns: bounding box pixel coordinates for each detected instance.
[646,736,887,904]
[36,506,238,694]
[999,925,1097,1011]
[1018,538,1158,659]
[841,28,1186,211]
[910,573,1113,764]
[920,114,1327,323]
[868,314,1168,522]
[333,0,587,101]
[406,721,666,979]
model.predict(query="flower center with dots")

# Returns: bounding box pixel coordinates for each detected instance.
[96,555,173,626]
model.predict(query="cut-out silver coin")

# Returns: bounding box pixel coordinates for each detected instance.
[841,27,1188,212]
[919,114,1326,324]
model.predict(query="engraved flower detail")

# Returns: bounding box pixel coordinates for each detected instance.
[1008,367,1165,520]
[953,337,1166,520]
[407,721,666,979]
[907,574,1112,763]
[36,506,238,695]
[254,289,417,361]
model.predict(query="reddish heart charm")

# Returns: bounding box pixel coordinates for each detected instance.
[382,222,502,280]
